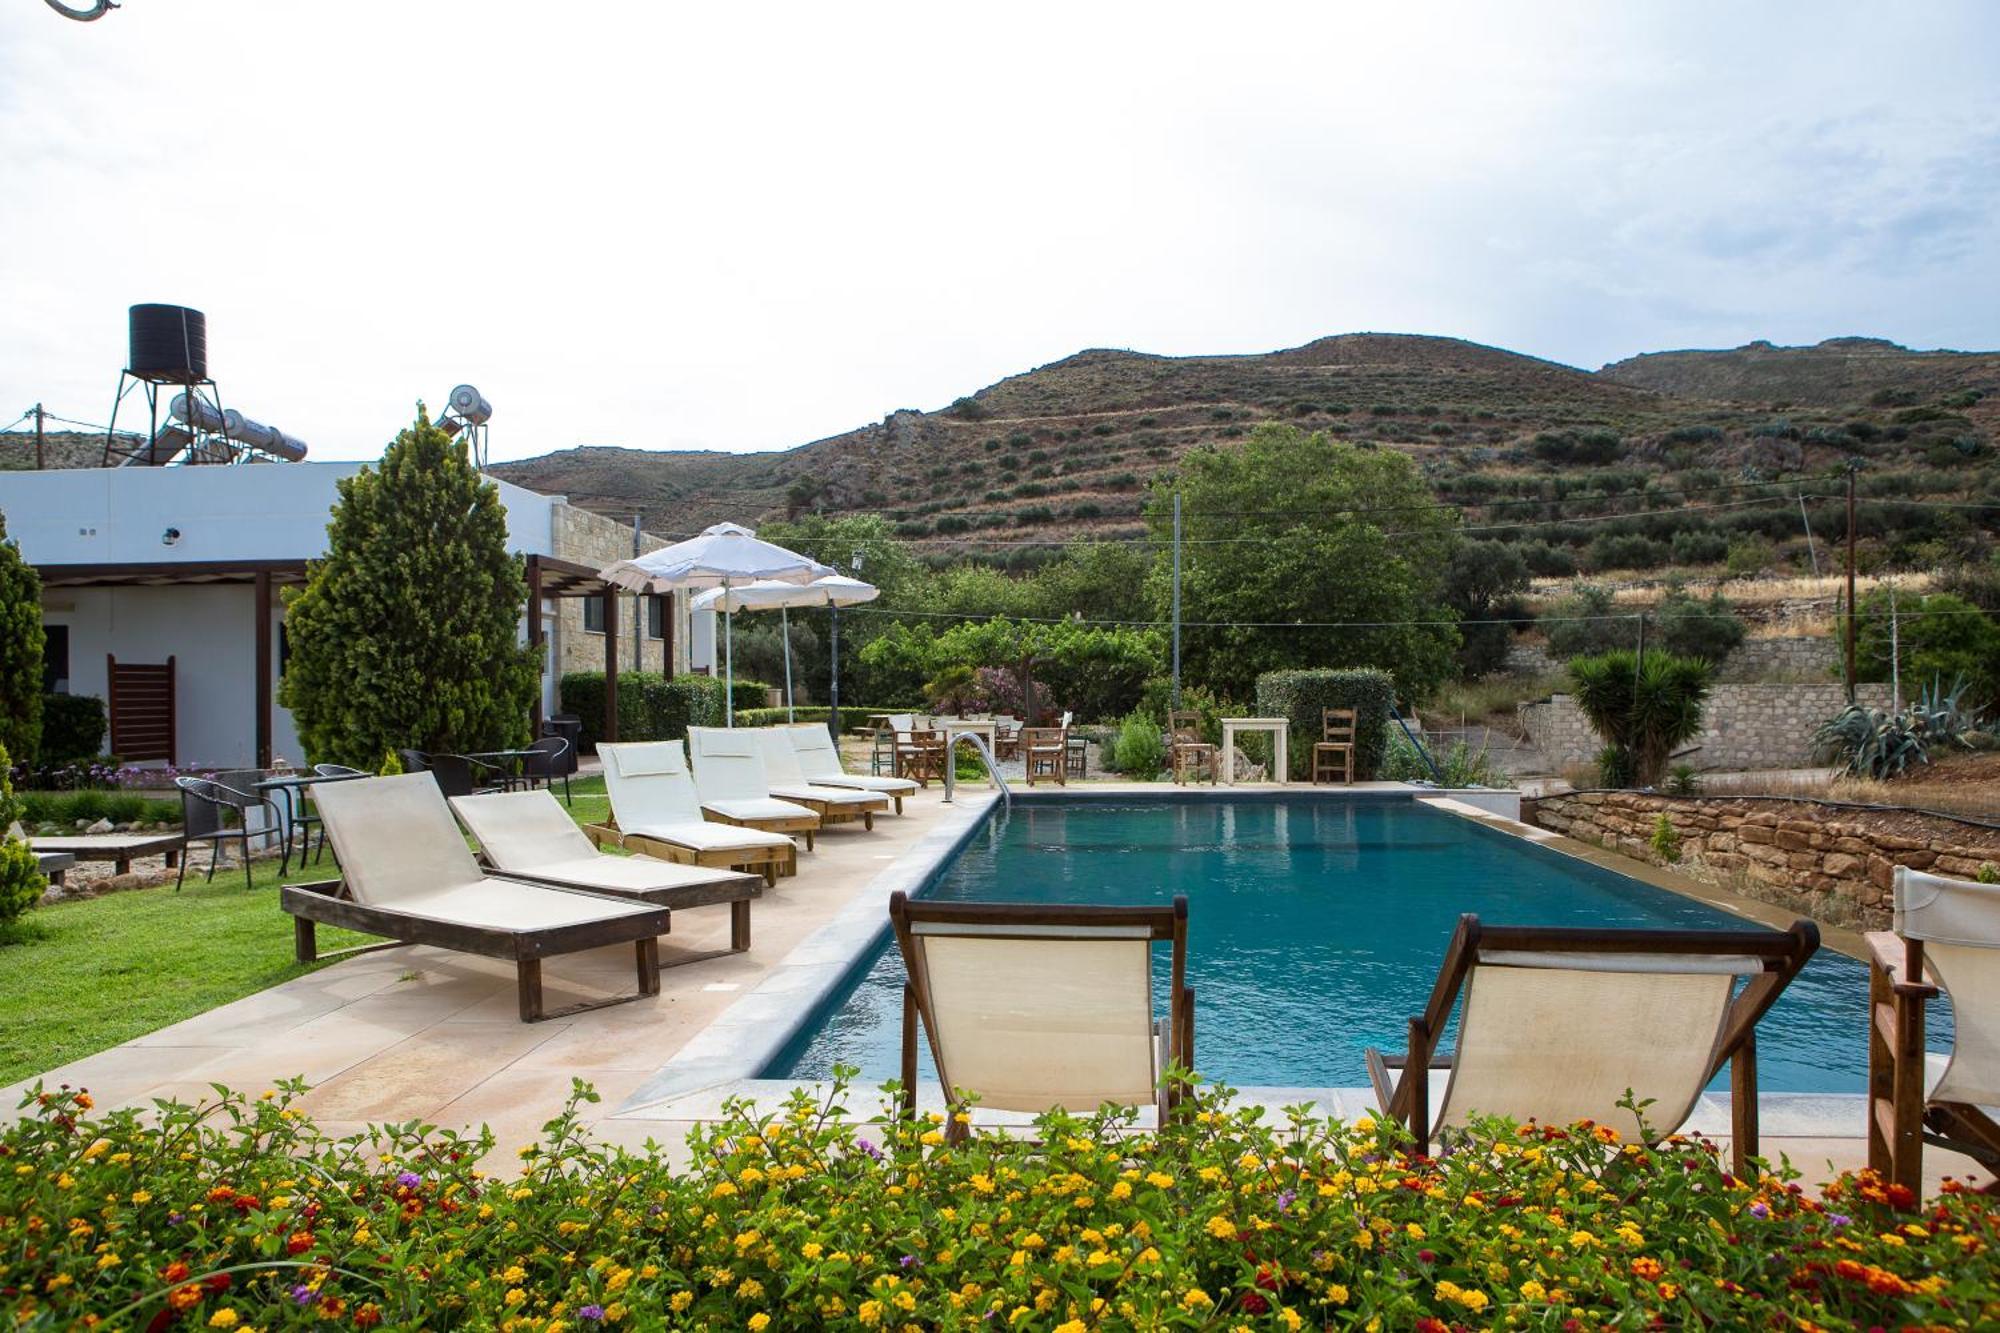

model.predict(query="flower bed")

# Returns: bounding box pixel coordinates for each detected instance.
[2,1077,1993,1330]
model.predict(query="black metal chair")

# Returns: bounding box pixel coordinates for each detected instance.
[423,752,513,798]
[522,734,574,802]
[397,749,432,775]
[313,763,371,778]
[175,776,282,892]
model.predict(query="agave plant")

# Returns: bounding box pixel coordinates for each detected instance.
[1815,674,1983,780]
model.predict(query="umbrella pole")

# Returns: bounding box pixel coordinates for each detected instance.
[725,608,734,727]
[781,606,795,722]
[829,605,840,739]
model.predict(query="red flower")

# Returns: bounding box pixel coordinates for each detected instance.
[1416,1320,1452,1333]
[204,1273,233,1294]
[286,1230,316,1255]
[1240,1291,1270,1314]
[353,1303,384,1329]
[160,1261,190,1283]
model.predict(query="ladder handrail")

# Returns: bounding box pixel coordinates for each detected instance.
[941,729,1011,808]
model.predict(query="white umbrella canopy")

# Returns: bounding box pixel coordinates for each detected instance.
[599,522,834,724]
[690,576,881,720]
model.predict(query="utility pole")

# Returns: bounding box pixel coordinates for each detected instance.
[1844,465,1858,703]
[33,403,46,469]
[1170,491,1183,710]
[1888,580,1902,713]
[1797,489,1819,577]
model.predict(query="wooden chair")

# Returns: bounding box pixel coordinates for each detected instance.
[1021,727,1067,786]
[1866,866,2000,1193]
[891,892,1193,1139]
[1061,710,1088,779]
[1167,710,1216,785]
[896,727,949,787]
[1313,708,1357,785]
[1368,913,1819,1175]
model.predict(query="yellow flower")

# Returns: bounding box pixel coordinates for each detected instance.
[1206,1215,1237,1240]
[736,1279,764,1300]
[1180,1288,1213,1310]
[670,1292,693,1312]
[1520,1280,1547,1302]
[1145,1171,1175,1189]
[801,1241,824,1260]
[1405,1222,1426,1240]
[748,1316,771,1332]
[1281,1307,1306,1328]
[208,1313,240,1329]
[503,1266,527,1283]
[858,1299,884,1326]
[1054,1322,1088,1333]
[504,1289,526,1307]
[1352,1116,1376,1133]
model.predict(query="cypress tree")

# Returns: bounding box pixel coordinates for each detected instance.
[280,408,537,769]
[0,511,46,770]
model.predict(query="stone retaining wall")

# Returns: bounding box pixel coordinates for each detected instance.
[1526,791,2000,929]
[1504,635,1834,684]
[1519,683,1892,773]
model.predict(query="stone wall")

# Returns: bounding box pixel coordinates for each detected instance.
[548,504,679,677]
[1527,791,2000,929]
[1505,635,1834,684]
[1519,683,1892,773]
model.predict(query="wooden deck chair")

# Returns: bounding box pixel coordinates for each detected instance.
[890,892,1193,1139]
[1021,727,1067,786]
[686,727,823,849]
[1867,866,2000,1191]
[1313,708,1356,785]
[451,789,761,955]
[785,723,917,813]
[895,726,948,787]
[1168,710,1216,786]
[1367,914,1819,1173]
[283,774,671,1022]
[596,741,797,886]
[749,727,890,830]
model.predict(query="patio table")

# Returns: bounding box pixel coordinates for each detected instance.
[27,833,183,875]
[939,719,999,788]
[256,771,367,872]
[1219,717,1290,785]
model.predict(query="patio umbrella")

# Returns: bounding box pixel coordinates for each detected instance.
[690,574,880,725]
[601,522,832,724]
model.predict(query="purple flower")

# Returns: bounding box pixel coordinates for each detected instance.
[856,1138,883,1161]
[1749,1201,1770,1219]
[395,1171,421,1188]
[1828,1213,1851,1228]
[167,1212,184,1224]
[899,1254,918,1268]
[292,1285,316,1306]
[579,1305,606,1322]
[1275,1190,1296,1213]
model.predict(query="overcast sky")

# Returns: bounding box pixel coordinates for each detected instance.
[3,2,1996,465]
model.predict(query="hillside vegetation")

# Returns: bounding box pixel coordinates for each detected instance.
[490,334,1999,575]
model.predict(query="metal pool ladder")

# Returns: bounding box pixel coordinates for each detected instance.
[942,730,1011,808]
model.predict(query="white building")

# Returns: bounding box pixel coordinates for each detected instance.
[0,463,680,768]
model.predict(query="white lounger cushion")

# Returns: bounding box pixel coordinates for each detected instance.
[781,725,917,797]
[308,774,660,928]
[703,796,819,822]
[624,820,793,854]
[599,742,796,852]
[1897,867,2000,1106]
[449,791,747,892]
[752,731,886,810]
[687,728,817,821]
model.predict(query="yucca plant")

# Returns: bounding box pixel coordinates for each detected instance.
[1816,674,1983,780]
[1568,650,1713,788]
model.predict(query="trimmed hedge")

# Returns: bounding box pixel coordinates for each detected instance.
[3,1079,1994,1329]
[1254,668,1395,780]
[558,673,730,750]
[38,693,106,763]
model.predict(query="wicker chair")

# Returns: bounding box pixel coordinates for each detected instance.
[1168,710,1217,785]
[1313,708,1357,785]
[174,775,281,892]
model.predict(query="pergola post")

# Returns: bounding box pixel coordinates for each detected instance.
[525,556,545,739]
[603,588,620,743]
[254,570,273,768]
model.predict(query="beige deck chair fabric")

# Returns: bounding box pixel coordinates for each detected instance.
[598,742,795,855]
[784,724,917,798]
[911,926,1162,1113]
[1438,950,1759,1140]
[449,790,750,895]
[686,727,820,823]
[1896,867,2000,1106]
[310,774,662,932]
[749,728,888,811]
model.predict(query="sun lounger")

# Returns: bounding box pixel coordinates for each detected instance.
[783,723,917,813]
[685,727,823,849]
[1866,866,2000,1191]
[1367,914,1819,1173]
[595,742,797,885]
[451,789,762,954]
[890,892,1193,1139]
[282,773,672,1022]
[748,727,889,829]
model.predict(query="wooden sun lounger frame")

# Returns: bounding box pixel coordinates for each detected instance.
[584,817,797,886]
[1367,914,1819,1174]
[1864,929,2000,1192]
[773,789,888,832]
[281,878,669,1022]
[473,851,763,955]
[890,892,1194,1142]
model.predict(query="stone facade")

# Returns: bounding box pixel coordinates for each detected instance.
[547,504,681,678]
[1519,683,1892,773]
[1527,791,2000,929]
[1506,635,1835,684]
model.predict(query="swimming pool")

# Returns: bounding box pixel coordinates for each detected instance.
[770,797,1945,1093]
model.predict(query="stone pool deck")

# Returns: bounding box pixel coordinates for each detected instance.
[2,781,1982,1190]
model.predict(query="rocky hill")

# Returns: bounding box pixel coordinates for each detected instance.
[489,333,1998,555]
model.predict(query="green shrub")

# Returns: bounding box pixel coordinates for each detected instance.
[0,516,44,768]
[0,744,45,925]
[1109,711,1164,777]
[1254,668,1395,780]
[37,693,105,763]
[378,748,405,775]
[1651,812,1681,862]
[1665,762,1702,796]
[1585,532,1671,572]
[1854,590,2000,712]
[4,1078,1993,1329]
[559,673,732,749]
[1669,529,1729,564]
[1543,585,1639,660]
[1725,537,1776,578]
[1653,585,1746,663]
[1380,729,1507,786]
[1568,651,1713,788]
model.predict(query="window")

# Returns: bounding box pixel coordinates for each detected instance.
[43,624,69,694]
[582,595,605,634]
[646,595,667,640]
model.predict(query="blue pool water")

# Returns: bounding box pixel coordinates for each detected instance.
[771,798,1944,1092]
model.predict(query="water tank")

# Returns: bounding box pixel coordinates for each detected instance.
[169,391,227,434]
[222,409,277,449]
[262,428,308,463]
[448,383,491,424]
[128,304,208,382]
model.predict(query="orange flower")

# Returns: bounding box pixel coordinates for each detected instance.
[1630,1257,1663,1281]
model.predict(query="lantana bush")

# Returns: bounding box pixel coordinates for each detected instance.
[2,1073,1994,1329]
